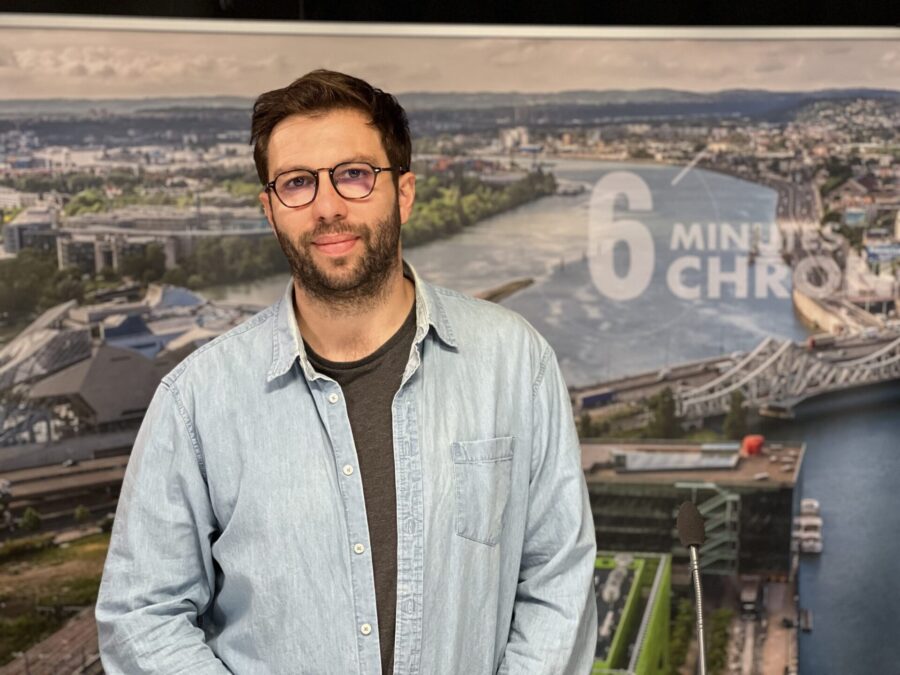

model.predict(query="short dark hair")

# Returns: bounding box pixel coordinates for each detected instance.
[250,69,411,185]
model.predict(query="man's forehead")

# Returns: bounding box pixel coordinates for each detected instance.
[268,109,386,170]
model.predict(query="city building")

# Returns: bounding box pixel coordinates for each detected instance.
[27,343,164,433]
[0,301,89,393]
[56,234,100,275]
[3,206,58,255]
[56,231,179,275]
[583,440,803,577]
[0,284,257,445]
[828,178,872,210]
[64,204,266,232]
[500,126,529,150]
[0,185,38,210]
[593,553,671,675]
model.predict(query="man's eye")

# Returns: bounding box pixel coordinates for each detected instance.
[286,176,310,188]
[336,167,372,182]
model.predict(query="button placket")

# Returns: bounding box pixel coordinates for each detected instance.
[323,382,378,668]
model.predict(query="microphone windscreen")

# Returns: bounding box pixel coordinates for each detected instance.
[677,501,706,547]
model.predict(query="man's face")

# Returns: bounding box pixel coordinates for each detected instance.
[259,108,416,307]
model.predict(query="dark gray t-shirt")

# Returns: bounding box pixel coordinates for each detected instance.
[304,301,417,675]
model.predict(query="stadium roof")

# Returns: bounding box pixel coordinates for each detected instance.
[0,325,92,390]
[28,343,162,425]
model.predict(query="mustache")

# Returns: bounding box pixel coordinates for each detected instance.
[299,220,368,244]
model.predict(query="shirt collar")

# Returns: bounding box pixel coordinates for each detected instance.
[267,259,458,383]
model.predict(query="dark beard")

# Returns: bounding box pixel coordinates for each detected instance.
[272,202,402,312]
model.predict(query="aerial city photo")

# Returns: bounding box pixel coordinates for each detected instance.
[0,20,898,675]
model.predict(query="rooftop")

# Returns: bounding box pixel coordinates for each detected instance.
[582,440,803,488]
[7,206,54,227]
[27,343,164,425]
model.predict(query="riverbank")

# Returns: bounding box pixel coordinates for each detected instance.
[792,288,845,334]
[524,150,820,227]
[474,277,534,303]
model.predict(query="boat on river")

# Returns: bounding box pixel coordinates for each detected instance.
[792,498,823,554]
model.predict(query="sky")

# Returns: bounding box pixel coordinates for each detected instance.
[0,25,897,100]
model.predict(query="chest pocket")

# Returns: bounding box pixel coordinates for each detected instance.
[451,436,515,546]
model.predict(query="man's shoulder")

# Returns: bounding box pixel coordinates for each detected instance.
[161,300,280,388]
[426,281,549,353]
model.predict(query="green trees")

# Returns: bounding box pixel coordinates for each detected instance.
[0,249,80,318]
[578,412,592,437]
[577,411,611,439]
[707,608,734,674]
[161,266,188,286]
[1,171,105,196]
[222,179,262,204]
[103,236,288,290]
[20,507,42,532]
[821,210,841,225]
[668,598,694,674]
[74,505,91,524]
[819,157,854,197]
[63,189,107,217]
[173,236,288,288]
[723,390,747,440]
[646,387,682,439]
[401,170,557,248]
[668,602,732,675]
[41,267,86,308]
[120,243,166,284]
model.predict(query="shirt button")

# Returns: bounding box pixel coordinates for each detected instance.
[353,543,365,554]
[327,392,340,404]
[360,623,372,636]
[342,464,354,476]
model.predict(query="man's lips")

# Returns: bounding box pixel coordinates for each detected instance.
[313,235,359,256]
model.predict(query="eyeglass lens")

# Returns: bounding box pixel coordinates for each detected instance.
[274,162,377,207]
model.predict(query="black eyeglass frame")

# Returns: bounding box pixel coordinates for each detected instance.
[265,162,409,208]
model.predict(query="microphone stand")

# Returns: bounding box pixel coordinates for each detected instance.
[688,545,707,675]
[677,501,708,675]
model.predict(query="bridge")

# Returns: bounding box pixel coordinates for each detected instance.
[677,333,900,419]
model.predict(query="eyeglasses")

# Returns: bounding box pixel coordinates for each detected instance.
[265,161,408,208]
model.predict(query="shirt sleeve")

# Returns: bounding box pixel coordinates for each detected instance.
[499,344,598,674]
[95,381,231,674]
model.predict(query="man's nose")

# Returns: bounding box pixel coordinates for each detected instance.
[310,171,349,222]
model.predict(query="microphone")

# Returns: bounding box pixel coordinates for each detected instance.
[677,501,707,675]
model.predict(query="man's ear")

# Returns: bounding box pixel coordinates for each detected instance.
[397,171,416,224]
[259,190,276,234]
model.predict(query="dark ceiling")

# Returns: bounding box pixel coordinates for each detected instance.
[0,1,897,26]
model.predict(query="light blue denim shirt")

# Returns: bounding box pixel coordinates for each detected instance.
[96,262,597,674]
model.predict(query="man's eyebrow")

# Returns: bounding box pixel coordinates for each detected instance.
[271,155,385,177]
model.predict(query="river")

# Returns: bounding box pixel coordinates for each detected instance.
[203,158,899,672]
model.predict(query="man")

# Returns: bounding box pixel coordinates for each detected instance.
[96,69,597,674]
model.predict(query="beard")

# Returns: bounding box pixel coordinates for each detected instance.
[272,201,403,313]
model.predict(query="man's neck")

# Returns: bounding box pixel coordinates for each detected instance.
[293,263,415,363]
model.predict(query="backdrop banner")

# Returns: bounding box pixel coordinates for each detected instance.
[0,16,898,674]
